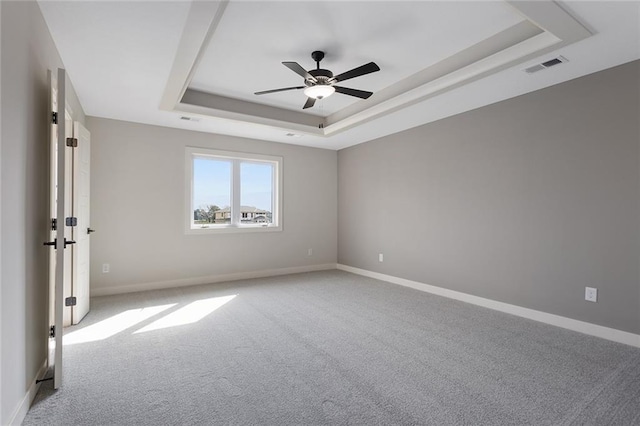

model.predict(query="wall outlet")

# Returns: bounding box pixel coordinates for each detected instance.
[585,287,597,302]
[378,253,384,262]
[102,263,110,273]
[307,248,313,256]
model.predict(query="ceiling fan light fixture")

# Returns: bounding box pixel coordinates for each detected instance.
[304,85,335,100]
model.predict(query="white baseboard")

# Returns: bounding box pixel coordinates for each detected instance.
[7,359,48,426]
[337,264,640,348]
[91,263,338,297]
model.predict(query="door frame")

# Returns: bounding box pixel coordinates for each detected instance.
[47,70,57,366]
[53,68,67,389]
[47,68,75,389]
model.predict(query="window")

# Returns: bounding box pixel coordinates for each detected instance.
[186,147,282,233]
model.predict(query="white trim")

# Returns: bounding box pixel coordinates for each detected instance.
[6,359,48,426]
[337,264,640,348]
[231,157,241,226]
[159,1,229,111]
[92,264,640,346]
[91,263,337,297]
[0,2,3,421]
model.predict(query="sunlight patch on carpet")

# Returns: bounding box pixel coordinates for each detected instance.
[134,295,237,333]
[64,304,177,345]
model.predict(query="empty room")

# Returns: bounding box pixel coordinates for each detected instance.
[1,0,640,424]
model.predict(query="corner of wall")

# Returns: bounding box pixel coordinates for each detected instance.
[5,360,47,426]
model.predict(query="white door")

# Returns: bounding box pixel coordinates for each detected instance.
[46,68,70,389]
[72,122,91,324]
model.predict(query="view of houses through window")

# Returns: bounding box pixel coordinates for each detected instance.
[191,152,276,228]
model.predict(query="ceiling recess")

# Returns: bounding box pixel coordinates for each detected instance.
[152,0,596,147]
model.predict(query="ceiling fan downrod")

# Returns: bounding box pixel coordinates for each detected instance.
[311,50,325,70]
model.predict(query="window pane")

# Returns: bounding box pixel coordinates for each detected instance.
[193,158,231,225]
[240,162,273,224]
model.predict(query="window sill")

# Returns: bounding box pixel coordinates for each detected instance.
[185,224,282,235]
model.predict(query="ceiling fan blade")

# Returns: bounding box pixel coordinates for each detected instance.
[282,62,316,82]
[333,86,373,99]
[302,97,316,109]
[254,86,305,95]
[332,62,380,83]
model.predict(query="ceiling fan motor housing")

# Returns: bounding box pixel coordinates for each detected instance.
[306,68,334,87]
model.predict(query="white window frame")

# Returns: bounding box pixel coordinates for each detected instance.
[185,147,283,234]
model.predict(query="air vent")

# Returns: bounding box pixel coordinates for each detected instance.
[541,58,563,67]
[524,56,568,74]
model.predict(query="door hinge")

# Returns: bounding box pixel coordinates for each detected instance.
[51,218,57,231]
[65,217,77,227]
[66,137,78,147]
[43,238,75,249]
[65,297,77,307]
[49,325,55,338]
[52,112,58,124]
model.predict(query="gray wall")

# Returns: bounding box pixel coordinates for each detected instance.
[338,60,640,334]
[0,1,85,423]
[86,118,337,293]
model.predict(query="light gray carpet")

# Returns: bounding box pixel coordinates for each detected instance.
[24,270,640,425]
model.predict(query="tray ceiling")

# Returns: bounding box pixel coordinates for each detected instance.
[189,1,525,116]
[38,1,640,150]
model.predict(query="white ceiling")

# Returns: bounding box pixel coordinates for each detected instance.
[39,1,640,151]
[190,1,524,115]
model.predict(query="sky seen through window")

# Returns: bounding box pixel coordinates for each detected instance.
[193,158,273,211]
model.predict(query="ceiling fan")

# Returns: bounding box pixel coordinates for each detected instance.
[254,51,380,109]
